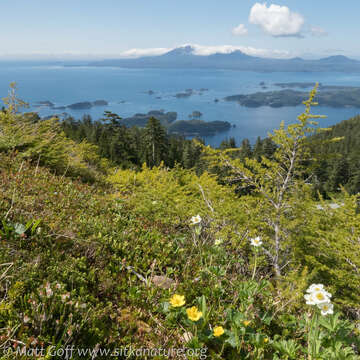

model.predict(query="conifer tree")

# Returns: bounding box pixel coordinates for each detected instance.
[327,157,350,193]
[142,117,168,167]
[262,137,277,159]
[253,136,263,161]
[240,138,252,159]
[204,85,327,277]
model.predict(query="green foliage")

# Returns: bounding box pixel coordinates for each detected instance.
[309,114,360,195]
[0,84,359,359]
[0,84,109,182]
[164,284,359,359]
[201,85,328,278]
[62,114,203,170]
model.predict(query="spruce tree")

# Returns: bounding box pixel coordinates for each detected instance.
[253,136,263,161]
[142,117,168,167]
[327,157,350,192]
[240,138,252,159]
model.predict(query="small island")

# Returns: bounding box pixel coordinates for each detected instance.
[33,100,109,110]
[93,99,108,106]
[119,110,231,136]
[121,110,178,127]
[168,120,231,136]
[175,89,193,98]
[224,86,360,108]
[34,100,55,107]
[67,102,93,110]
[173,88,210,99]
[67,100,109,109]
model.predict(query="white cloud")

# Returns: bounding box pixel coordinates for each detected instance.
[310,26,328,37]
[114,44,291,59]
[232,24,248,36]
[249,3,304,37]
[120,47,172,58]
[0,44,293,60]
[186,44,291,58]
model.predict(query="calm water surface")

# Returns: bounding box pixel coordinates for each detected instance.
[1,62,360,146]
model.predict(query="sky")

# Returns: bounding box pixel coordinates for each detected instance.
[0,0,359,60]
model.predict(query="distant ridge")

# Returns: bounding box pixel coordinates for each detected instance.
[318,55,358,63]
[87,46,360,73]
[162,45,195,57]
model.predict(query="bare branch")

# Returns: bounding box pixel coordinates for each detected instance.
[198,184,214,213]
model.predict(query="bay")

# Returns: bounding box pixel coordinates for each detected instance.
[1,62,360,147]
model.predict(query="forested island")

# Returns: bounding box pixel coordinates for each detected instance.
[120,110,231,136]
[167,119,231,136]
[120,110,178,126]
[225,85,360,108]
[34,99,109,110]
[32,106,232,137]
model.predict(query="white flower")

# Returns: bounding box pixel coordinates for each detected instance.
[329,203,342,209]
[23,315,30,323]
[310,289,332,305]
[306,284,325,293]
[305,284,334,313]
[190,215,202,225]
[318,302,334,316]
[304,292,317,305]
[214,238,223,246]
[250,236,262,247]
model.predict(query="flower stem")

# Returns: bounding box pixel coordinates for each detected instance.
[252,251,257,280]
[307,310,317,359]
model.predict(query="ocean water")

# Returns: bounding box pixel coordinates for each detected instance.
[1,62,360,147]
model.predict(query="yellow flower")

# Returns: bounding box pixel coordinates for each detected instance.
[264,338,269,343]
[169,294,185,308]
[213,326,225,337]
[243,320,251,327]
[186,306,203,322]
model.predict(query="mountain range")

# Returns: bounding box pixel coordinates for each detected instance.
[87,46,360,72]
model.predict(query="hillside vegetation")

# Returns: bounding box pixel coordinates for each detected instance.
[0,84,360,359]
